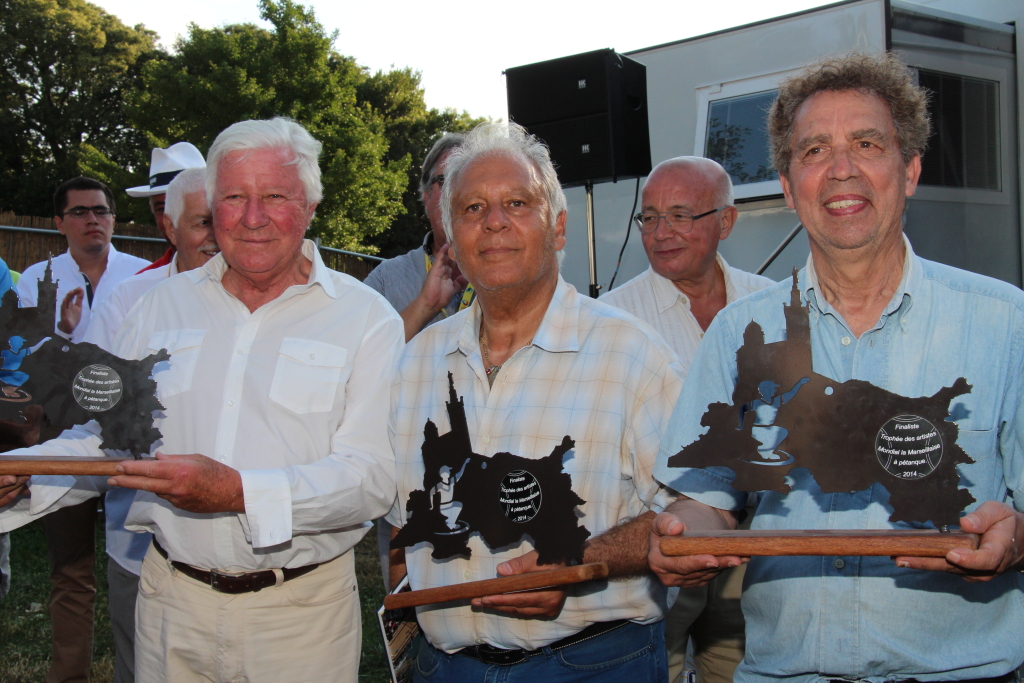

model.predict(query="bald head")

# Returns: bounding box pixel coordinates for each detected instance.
[644,157,733,209]
[639,156,737,286]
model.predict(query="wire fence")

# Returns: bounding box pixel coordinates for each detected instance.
[0,213,381,281]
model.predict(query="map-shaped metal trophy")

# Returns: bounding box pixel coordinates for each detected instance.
[385,373,607,610]
[0,260,167,474]
[661,271,979,558]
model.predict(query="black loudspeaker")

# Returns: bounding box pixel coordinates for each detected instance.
[505,49,652,188]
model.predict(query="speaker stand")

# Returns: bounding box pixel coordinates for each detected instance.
[585,181,600,298]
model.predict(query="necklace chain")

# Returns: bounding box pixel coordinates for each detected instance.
[479,330,501,377]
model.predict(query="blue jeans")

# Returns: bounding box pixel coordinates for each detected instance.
[413,620,667,683]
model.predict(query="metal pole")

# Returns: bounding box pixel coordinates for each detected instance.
[756,223,803,276]
[585,181,599,298]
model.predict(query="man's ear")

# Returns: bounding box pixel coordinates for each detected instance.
[553,210,567,252]
[719,206,738,241]
[161,214,178,247]
[780,172,796,210]
[904,153,922,197]
[54,215,66,235]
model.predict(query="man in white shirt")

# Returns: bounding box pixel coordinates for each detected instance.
[15,176,150,683]
[0,118,404,683]
[601,157,773,683]
[387,122,682,682]
[78,167,216,683]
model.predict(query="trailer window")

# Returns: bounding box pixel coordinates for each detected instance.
[704,90,779,187]
[918,69,999,191]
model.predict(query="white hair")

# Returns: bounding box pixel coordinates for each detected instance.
[165,167,208,228]
[440,122,567,245]
[205,117,323,208]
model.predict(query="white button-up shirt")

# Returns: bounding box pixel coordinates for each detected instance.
[600,254,775,376]
[15,245,151,343]
[387,277,683,652]
[4,241,404,571]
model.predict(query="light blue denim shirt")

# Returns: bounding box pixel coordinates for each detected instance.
[654,238,1024,682]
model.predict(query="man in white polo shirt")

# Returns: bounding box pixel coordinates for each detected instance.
[601,157,773,683]
[15,176,149,683]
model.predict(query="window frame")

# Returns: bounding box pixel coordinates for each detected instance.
[907,54,1012,206]
[693,68,801,201]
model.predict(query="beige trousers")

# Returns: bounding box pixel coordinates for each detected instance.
[134,543,361,683]
[665,564,746,683]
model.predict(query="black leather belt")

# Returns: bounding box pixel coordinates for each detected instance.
[153,539,320,594]
[456,619,630,666]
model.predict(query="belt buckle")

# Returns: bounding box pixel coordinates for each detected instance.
[209,568,247,592]
[476,644,527,666]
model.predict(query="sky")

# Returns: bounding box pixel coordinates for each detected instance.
[90,0,832,121]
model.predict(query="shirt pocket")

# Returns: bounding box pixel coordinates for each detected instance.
[269,337,348,414]
[147,329,207,399]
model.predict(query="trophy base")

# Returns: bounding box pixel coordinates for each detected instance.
[660,529,979,557]
[383,562,609,610]
[0,456,153,476]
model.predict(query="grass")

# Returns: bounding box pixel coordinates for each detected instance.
[0,520,391,683]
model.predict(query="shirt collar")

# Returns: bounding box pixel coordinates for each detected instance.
[67,242,119,272]
[649,252,735,314]
[192,239,337,298]
[803,233,917,318]
[168,253,179,277]
[448,275,581,358]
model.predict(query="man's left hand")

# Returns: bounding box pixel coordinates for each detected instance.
[109,452,245,514]
[895,501,1024,581]
[471,550,567,618]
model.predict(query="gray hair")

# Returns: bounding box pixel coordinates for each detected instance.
[165,168,208,229]
[206,117,323,207]
[440,122,567,244]
[419,133,466,202]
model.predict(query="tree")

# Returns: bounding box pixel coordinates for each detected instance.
[0,0,159,221]
[129,0,409,252]
[357,68,485,258]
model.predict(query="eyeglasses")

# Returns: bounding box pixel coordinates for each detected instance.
[429,174,445,188]
[62,206,114,218]
[633,206,725,235]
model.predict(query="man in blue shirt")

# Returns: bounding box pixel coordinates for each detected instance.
[649,53,1024,682]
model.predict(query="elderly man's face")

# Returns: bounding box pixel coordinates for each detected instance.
[167,190,218,273]
[640,166,734,284]
[212,148,315,279]
[780,89,921,254]
[449,155,565,293]
[423,150,452,249]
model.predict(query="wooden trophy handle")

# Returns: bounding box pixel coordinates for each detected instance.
[383,562,609,610]
[0,456,150,476]
[660,529,979,557]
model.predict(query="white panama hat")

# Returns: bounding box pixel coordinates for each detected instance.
[126,142,206,197]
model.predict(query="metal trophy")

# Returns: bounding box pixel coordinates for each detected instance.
[0,259,167,472]
[661,271,979,558]
[387,374,607,610]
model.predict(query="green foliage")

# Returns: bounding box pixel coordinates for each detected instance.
[3,0,484,252]
[129,0,412,252]
[0,0,159,222]
[358,68,485,258]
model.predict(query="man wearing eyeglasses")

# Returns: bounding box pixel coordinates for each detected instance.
[365,133,472,343]
[14,175,149,683]
[600,156,772,683]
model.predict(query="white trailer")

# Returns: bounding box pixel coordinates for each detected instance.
[552,0,1024,292]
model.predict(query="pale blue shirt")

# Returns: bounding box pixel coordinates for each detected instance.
[654,239,1024,681]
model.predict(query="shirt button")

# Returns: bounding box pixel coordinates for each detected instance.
[482,435,490,445]
[833,558,846,570]
[463,571,471,580]
[841,336,852,346]
[236,349,243,355]
[309,353,315,360]
[228,400,236,407]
